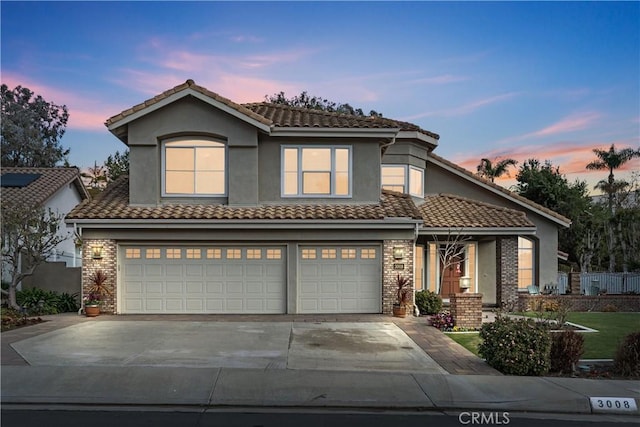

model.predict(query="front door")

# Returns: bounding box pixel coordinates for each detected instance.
[440,254,464,297]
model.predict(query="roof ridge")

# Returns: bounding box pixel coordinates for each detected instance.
[244,101,386,122]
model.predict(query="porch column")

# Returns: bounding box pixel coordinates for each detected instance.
[496,236,518,309]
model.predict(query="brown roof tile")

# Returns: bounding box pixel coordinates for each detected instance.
[428,153,571,226]
[1,167,89,207]
[66,177,423,222]
[243,102,440,140]
[419,194,535,228]
[104,79,440,141]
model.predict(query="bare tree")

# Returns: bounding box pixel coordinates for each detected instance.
[432,228,471,293]
[1,202,68,310]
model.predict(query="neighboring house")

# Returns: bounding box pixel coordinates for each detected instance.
[66,80,570,315]
[1,167,90,281]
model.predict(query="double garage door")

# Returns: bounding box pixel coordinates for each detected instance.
[120,245,381,314]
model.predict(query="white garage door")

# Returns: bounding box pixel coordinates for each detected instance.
[299,245,381,313]
[120,246,286,314]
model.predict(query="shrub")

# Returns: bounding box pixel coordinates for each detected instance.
[613,331,640,377]
[16,288,60,315]
[602,304,618,312]
[57,292,80,313]
[415,290,442,315]
[430,311,454,331]
[479,316,551,376]
[550,331,584,374]
[15,288,80,315]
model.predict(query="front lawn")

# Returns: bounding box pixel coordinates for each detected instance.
[445,312,640,359]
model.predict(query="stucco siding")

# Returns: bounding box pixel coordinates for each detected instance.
[258,136,381,203]
[46,184,84,267]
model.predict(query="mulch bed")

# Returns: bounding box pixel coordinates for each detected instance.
[1,311,45,332]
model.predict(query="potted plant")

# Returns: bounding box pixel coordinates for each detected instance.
[393,274,412,318]
[83,270,112,317]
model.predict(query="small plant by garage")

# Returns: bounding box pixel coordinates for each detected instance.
[393,274,412,318]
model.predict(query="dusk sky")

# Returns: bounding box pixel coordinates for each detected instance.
[2,1,638,193]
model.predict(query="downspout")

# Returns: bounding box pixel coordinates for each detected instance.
[73,222,84,315]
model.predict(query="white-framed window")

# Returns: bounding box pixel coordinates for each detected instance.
[518,237,535,289]
[163,137,226,196]
[282,146,351,197]
[381,164,424,197]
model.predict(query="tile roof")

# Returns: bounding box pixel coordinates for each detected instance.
[0,167,88,207]
[66,177,424,222]
[243,102,440,140]
[419,194,535,228]
[105,79,439,141]
[428,153,571,226]
[105,79,271,128]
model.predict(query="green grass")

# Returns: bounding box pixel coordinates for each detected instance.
[444,312,640,359]
[445,332,481,355]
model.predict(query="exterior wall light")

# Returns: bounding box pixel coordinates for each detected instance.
[459,276,471,292]
[393,247,405,260]
[92,245,103,259]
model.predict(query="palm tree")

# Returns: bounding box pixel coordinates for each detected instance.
[586,144,640,272]
[476,157,518,182]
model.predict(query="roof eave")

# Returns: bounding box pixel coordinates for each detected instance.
[65,218,422,229]
[420,226,537,236]
[396,131,439,149]
[270,127,400,138]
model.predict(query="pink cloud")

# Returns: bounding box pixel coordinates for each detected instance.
[3,72,117,130]
[533,112,601,137]
[403,92,520,120]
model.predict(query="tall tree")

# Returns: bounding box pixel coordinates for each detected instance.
[104,150,129,181]
[1,84,70,167]
[476,157,518,182]
[515,159,593,270]
[1,203,68,310]
[265,91,383,117]
[586,144,640,272]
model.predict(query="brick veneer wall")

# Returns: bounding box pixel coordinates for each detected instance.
[82,239,117,314]
[382,240,414,315]
[496,236,518,309]
[568,272,581,295]
[450,293,483,328]
[518,294,640,312]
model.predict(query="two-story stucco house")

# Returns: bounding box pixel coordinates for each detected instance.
[66,80,570,315]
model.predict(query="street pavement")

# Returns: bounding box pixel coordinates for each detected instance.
[1,313,638,420]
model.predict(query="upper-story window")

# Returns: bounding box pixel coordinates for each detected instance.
[381,164,424,197]
[163,137,226,196]
[282,146,351,197]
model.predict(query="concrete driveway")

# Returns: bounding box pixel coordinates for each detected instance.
[10,320,447,374]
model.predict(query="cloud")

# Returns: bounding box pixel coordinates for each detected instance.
[2,72,117,130]
[403,92,520,121]
[497,112,602,145]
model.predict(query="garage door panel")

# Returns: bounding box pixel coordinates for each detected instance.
[299,245,381,314]
[121,245,286,314]
[185,265,203,276]
[166,265,183,276]
[145,265,163,276]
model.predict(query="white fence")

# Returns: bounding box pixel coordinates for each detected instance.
[556,272,640,295]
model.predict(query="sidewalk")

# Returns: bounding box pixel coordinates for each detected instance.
[1,313,639,416]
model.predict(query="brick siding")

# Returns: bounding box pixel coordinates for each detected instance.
[82,239,117,314]
[382,240,414,315]
[518,294,640,312]
[496,236,518,309]
[450,293,483,328]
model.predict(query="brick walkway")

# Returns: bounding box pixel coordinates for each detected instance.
[1,312,501,375]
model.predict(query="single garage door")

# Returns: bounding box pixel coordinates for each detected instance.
[299,245,381,313]
[120,245,286,314]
